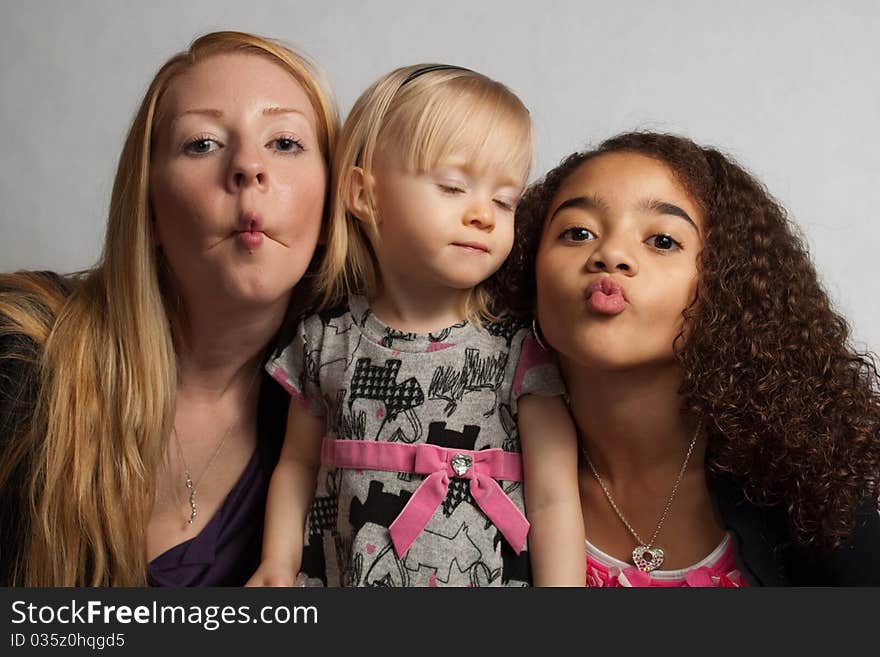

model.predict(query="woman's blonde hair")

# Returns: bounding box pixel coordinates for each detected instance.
[0,31,338,586]
[318,64,532,323]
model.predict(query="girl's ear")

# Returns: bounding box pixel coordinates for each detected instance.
[347,166,377,225]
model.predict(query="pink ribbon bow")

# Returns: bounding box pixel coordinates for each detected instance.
[321,439,529,558]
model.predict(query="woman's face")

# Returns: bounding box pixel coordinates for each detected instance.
[150,53,326,309]
[535,152,704,371]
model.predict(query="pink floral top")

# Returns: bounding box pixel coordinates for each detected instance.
[585,533,747,587]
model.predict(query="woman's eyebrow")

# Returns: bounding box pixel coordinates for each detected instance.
[639,198,700,234]
[171,108,222,125]
[262,106,308,117]
[170,106,307,128]
[548,194,609,223]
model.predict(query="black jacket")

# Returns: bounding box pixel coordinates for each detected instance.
[710,474,880,586]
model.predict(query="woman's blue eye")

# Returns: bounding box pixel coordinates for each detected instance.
[647,234,681,251]
[561,227,595,242]
[184,138,217,155]
[273,137,303,152]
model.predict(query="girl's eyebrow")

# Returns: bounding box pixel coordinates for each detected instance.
[548,194,609,223]
[638,198,700,234]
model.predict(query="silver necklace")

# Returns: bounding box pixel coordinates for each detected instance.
[173,425,231,526]
[171,366,260,527]
[582,422,701,572]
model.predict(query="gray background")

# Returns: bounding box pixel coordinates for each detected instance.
[1,0,878,351]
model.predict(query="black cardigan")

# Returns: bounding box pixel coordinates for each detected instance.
[710,473,880,586]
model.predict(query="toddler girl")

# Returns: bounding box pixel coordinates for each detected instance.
[248,64,584,586]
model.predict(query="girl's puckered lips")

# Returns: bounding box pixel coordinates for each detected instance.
[584,276,627,315]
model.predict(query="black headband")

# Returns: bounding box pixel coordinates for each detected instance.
[354,65,475,165]
[400,64,473,86]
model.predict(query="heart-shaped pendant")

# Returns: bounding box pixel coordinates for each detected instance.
[632,545,665,572]
[450,453,473,476]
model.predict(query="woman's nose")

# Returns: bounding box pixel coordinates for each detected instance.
[227,144,267,191]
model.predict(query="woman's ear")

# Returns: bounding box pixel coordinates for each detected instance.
[347,166,377,225]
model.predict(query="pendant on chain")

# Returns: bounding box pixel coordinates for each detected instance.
[583,421,703,574]
[632,545,665,572]
[183,470,197,525]
[172,365,260,529]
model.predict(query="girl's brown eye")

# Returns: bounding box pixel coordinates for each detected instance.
[647,234,682,251]
[560,227,595,242]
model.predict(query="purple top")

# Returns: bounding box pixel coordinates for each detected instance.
[148,448,269,586]
[148,371,286,587]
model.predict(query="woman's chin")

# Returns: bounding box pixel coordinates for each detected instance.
[225,279,294,309]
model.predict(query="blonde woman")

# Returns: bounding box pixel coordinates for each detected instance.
[0,31,339,586]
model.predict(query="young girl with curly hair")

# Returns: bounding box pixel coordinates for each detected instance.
[497,131,880,586]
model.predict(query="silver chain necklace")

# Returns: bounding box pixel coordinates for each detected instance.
[171,365,260,527]
[582,422,701,572]
[173,424,231,526]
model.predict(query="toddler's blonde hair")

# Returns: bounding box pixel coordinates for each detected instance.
[318,64,532,324]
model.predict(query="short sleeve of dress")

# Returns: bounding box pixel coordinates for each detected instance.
[509,327,567,401]
[265,315,326,416]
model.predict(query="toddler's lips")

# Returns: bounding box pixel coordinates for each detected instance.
[584,277,627,315]
[452,242,489,253]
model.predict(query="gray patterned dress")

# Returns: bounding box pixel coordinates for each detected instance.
[267,296,564,587]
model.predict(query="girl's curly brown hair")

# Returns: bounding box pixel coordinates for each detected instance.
[494,131,880,550]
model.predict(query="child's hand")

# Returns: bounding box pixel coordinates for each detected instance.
[245,559,298,587]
